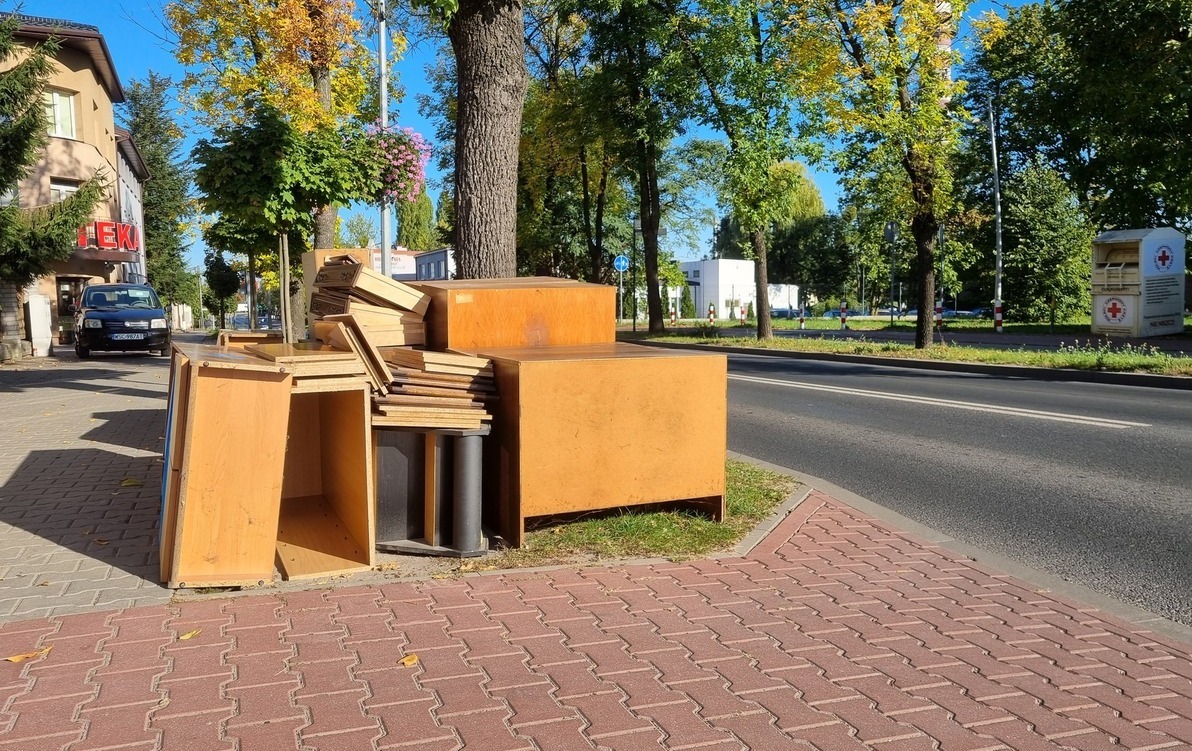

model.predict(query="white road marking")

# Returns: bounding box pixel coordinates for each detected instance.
[728,374,1151,429]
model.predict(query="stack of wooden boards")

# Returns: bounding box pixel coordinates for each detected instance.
[310,255,429,346]
[306,253,496,431]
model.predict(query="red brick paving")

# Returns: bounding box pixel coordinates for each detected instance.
[0,491,1189,750]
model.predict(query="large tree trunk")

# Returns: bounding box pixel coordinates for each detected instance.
[636,138,665,333]
[449,0,528,279]
[751,228,773,339]
[904,148,938,349]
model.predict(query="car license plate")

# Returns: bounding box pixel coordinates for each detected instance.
[111,333,145,340]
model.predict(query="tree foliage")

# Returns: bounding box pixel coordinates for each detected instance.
[0,16,106,288]
[397,187,437,251]
[784,0,967,347]
[167,0,372,129]
[1001,159,1093,321]
[119,73,196,308]
[974,0,1192,231]
[203,249,240,328]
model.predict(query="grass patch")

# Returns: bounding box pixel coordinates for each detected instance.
[662,314,1192,335]
[639,333,1192,376]
[461,460,797,572]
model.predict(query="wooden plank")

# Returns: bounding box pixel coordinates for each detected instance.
[411,279,615,350]
[318,387,374,571]
[390,366,493,386]
[376,393,484,408]
[313,263,431,315]
[168,365,292,587]
[423,434,438,547]
[374,405,488,418]
[323,316,390,393]
[244,342,360,363]
[377,346,491,371]
[158,347,191,583]
[373,414,485,430]
[172,343,290,373]
[217,330,284,348]
[302,248,369,317]
[292,375,371,394]
[391,384,486,399]
[275,495,372,579]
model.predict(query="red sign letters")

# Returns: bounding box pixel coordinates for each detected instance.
[76,221,141,251]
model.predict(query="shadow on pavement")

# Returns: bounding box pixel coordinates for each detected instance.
[0,447,163,585]
[85,409,167,453]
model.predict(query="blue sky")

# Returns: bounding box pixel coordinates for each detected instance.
[10,0,1012,267]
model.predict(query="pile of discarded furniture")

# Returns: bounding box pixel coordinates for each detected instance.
[159,251,727,588]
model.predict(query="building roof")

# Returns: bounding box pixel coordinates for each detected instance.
[114,128,150,182]
[1,12,125,102]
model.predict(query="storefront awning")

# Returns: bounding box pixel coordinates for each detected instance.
[74,248,139,264]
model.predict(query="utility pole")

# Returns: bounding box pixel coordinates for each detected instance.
[885,221,898,325]
[989,96,1004,333]
[378,0,392,278]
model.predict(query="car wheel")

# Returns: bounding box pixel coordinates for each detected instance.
[76,345,90,359]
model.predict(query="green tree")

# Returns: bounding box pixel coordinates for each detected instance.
[119,72,196,308]
[680,284,696,318]
[769,213,856,300]
[203,249,241,328]
[434,187,456,248]
[397,187,436,251]
[974,0,1192,231]
[784,0,967,348]
[341,213,378,249]
[1001,160,1093,322]
[0,15,106,300]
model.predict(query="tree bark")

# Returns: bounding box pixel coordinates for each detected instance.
[751,228,772,339]
[636,138,665,333]
[904,148,938,349]
[449,0,528,279]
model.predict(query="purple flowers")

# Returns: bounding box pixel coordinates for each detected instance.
[366,126,431,204]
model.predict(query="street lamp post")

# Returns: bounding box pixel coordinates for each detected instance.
[989,96,1004,333]
[378,0,392,278]
[885,221,899,325]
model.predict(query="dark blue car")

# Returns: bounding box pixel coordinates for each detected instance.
[73,283,171,358]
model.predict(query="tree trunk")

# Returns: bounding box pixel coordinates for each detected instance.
[449,0,527,279]
[751,228,773,339]
[636,138,665,333]
[904,148,938,349]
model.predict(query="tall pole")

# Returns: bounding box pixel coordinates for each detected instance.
[630,221,638,332]
[989,96,1004,333]
[196,267,202,330]
[885,221,898,325]
[378,0,392,278]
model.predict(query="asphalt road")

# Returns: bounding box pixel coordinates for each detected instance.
[727,353,1192,626]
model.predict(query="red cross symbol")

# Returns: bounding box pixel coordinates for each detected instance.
[1157,248,1172,268]
[1107,301,1123,318]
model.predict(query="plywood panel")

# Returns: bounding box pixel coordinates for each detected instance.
[411,279,615,350]
[319,387,374,568]
[168,366,292,587]
[282,392,323,500]
[158,348,191,583]
[275,495,372,579]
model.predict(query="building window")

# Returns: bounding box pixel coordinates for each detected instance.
[44,90,77,139]
[693,270,700,278]
[49,180,78,203]
[437,260,444,277]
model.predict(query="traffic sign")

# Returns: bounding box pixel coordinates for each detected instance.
[613,255,629,273]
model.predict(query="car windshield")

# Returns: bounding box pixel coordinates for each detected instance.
[83,287,161,310]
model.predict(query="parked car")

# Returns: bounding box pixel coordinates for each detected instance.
[73,283,170,358]
[822,310,842,318]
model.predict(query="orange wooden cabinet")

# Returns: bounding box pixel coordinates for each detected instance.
[411,278,615,351]
[474,343,728,546]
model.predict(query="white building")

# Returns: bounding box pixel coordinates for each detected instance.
[677,259,799,320]
[415,248,455,281]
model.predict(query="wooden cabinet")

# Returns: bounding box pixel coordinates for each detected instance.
[161,344,374,587]
[412,278,615,351]
[475,343,727,546]
[160,345,293,588]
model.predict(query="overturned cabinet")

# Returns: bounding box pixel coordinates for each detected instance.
[160,343,375,588]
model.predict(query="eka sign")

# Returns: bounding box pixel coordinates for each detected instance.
[77,221,141,251]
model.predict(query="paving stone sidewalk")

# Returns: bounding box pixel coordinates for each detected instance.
[3,350,1192,750]
[0,493,1190,751]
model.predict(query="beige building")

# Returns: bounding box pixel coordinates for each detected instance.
[0,13,149,356]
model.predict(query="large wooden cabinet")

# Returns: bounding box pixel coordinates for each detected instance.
[476,343,728,546]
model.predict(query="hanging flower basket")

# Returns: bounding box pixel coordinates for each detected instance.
[365,126,431,205]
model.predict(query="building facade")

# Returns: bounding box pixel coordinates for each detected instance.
[0,14,149,353]
[415,248,455,281]
[678,259,799,320]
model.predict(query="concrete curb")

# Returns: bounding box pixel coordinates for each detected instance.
[632,339,1192,390]
[725,451,1192,646]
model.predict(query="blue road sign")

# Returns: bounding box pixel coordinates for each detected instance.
[613,255,629,273]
